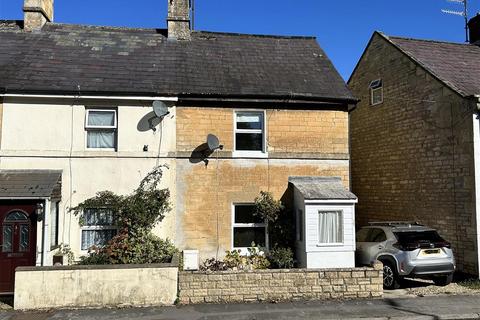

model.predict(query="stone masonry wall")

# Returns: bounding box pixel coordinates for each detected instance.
[178,263,383,304]
[349,33,478,274]
[176,107,349,158]
[175,105,352,260]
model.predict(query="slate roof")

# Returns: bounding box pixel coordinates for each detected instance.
[379,32,480,97]
[0,21,355,102]
[289,176,357,201]
[0,170,62,198]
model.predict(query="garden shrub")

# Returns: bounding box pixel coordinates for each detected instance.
[267,247,294,269]
[200,247,269,271]
[72,165,178,265]
[78,230,178,265]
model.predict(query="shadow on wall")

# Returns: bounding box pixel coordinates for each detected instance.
[137,111,163,132]
[189,143,214,164]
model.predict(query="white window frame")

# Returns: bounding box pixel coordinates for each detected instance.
[231,203,268,254]
[79,208,118,253]
[233,110,268,158]
[85,108,118,151]
[370,79,383,106]
[317,210,344,247]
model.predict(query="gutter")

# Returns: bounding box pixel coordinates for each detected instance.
[0,93,178,102]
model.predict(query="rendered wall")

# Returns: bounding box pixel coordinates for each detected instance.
[0,99,177,262]
[14,264,178,310]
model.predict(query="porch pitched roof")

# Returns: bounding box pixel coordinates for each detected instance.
[289,176,357,201]
[0,170,62,199]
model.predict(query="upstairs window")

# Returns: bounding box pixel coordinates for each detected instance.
[85,109,117,149]
[234,111,265,154]
[80,208,117,251]
[369,79,383,106]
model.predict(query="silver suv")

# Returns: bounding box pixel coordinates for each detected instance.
[356,222,456,289]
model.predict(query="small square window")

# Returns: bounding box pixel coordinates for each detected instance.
[81,208,117,251]
[85,109,117,149]
[318,210,343,244]
[234,111,266,154]
[369,79,383,106]
[232,204,267,250]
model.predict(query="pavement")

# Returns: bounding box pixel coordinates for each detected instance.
[1,295,480,320]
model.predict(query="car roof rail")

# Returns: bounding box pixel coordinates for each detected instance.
[368,221,423,227]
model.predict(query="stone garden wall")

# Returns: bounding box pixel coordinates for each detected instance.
[178,262,383,304]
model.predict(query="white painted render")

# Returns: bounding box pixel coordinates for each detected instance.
[0,100,177,263]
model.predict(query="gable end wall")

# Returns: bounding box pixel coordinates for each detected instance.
[349,34,478,275]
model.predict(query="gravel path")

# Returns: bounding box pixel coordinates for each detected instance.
[404,278,480,296]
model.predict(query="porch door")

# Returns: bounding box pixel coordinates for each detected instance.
[0,203,37,294]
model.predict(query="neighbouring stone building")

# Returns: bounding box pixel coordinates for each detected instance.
[349,18,480,275]
[0,0,357,293]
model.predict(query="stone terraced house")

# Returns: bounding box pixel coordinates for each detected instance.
[349,16,480,276]
[0,0,358,293]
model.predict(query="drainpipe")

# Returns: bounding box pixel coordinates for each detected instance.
[41,198,51,266]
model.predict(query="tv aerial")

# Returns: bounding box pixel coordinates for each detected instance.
[442,0,469,42]
[149,100,170,131]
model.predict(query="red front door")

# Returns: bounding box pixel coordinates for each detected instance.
[0,202,37,294]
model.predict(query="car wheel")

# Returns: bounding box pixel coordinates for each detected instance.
[382,261,401,290]
[433,274,453,286]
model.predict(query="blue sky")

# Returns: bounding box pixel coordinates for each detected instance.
[1,0,478,80]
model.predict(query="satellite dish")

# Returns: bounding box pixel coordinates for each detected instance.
[152,100,170,118]
[207,134,223,152]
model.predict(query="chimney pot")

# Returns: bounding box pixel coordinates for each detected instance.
[23,0,54,31]
[167,0,191,40]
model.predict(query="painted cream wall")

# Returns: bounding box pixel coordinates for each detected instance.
[0,100,177,263]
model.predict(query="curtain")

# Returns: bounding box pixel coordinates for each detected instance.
[88,111,115,126]
[319,211,342,243]
[87,131,115,148]
[81,229,116,250]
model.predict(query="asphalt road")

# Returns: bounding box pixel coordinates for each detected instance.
[1,295,480,320]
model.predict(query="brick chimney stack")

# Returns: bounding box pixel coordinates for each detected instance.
[167,0,191,40]
[23,0,54,31]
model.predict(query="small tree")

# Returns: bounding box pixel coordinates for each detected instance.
[71,165,178,265]
[253,191,284,250]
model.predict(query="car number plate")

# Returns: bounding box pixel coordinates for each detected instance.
[421,249,440,255]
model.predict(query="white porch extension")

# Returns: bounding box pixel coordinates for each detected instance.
[290,176,358,269]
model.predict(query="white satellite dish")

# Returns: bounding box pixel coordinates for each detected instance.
[152,100,170,118]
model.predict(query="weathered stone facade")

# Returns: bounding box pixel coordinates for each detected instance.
[175,105,351,259]
[349,33,478,274]
[178,262,383,304]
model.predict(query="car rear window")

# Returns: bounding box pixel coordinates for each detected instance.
[394,231,444,244]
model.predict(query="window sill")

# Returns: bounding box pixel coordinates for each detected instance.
[316,243,344,247]
[232,151,268,159]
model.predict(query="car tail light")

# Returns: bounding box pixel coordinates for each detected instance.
[435,241,451,248]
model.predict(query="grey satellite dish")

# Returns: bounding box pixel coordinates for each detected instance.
[152,100,170,118]
[149,101,170,131]
[207,134,223,152]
